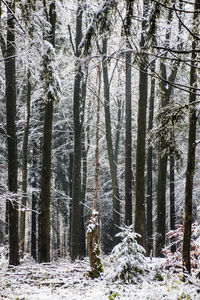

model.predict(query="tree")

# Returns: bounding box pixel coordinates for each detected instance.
[102,38,120,245]
[19,0,36,256]
[38,0,57,263]
[70,0,84,261]
[124,0,133,227]
[4,0,19,266]
[146,60,155,255]
[156,5,181,257]
[134,0,149,248]
[182,0,200,274]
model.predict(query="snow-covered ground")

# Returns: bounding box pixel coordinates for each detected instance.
[1,254,200,300]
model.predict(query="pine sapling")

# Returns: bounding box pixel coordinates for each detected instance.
[108,225,146,283]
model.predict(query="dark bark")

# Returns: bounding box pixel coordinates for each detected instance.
[70,1,83,261]
[79,129,87,258]
[5,0,19,266]
[78,62,88,258]
[156,154,167,257]
[170,154,175,232]
[31,148,37,261]
[102,38,120,246]
[124,0,133,226]
[39,99,54,262]
[134,0,149,248]
[170,153,176,253]
[38,1,56,263]
[146,61,155,256]
[125,49,132,226]
[114,97,124,165]
[156,6,180,256]
[182,0,199,273]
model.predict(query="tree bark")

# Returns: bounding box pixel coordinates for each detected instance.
[70,1,83,261]
[146,61,155,256]
[38,1,56,263]
[134,0,149,248]
[182,0,199,273]
[19,70,31,256]
[5,0,19,266]
[124,0,133,226]
[102,38,120,246]
[155,5,180,256]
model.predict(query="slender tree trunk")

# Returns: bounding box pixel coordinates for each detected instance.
[170,153,176,253]
[78,62,88,258]
[5,0,19,266]
[146,61,155,256]
[31,144,38,260]
[38,1,56,263]
[125,48,132,226]
[102,38,120,245]
[182,0,199,273]
[71,1,83,261]
[124,0,133,226]
[19,70,31,256]
[170,153,175,233]
[155,5,180,256]
[134,0,149,248]
[79,129,87,258]
[114,97,124,165]
[87,64,103,278]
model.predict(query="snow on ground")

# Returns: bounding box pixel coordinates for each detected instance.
[0,254,200,299]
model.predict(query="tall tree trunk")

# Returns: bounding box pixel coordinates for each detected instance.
[156,61,178,257]
[31,143,38,260]
[182,0,199,273]
[102,38,120,245]
[170,153,176,253]
[79,62,88,258]
[38,1,56,263]
[134,0,149,248]
[87,64,103,278]
[79,129,87,258]
[155,5,180,256]
[124,0,133,226]
[146,61,155,256]
[19,70,31,256]
[70,1,83,261]
[5,0,19,266]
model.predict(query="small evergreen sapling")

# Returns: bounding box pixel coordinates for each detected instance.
[108,225,146,283]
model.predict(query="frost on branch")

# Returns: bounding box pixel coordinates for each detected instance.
[79,0,117,56]
[87,210,103,279]
[108,225,146,283]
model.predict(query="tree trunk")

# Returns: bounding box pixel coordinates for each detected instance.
[170,153,176,253]
[102,38,120,245]
[134,0,149,248]
[155,5,180,256]
[19,70,31,256]
[31,144,38,261]
[182,0,199,273]
[38,1,56,263]
[79,129,87,258]
[146,61,155,256]
[71,1,83,261]
[124,0,133,226]
[5,0,19,266]
[87,68,103,277]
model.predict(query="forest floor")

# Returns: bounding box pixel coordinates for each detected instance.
[0,252,200,300]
